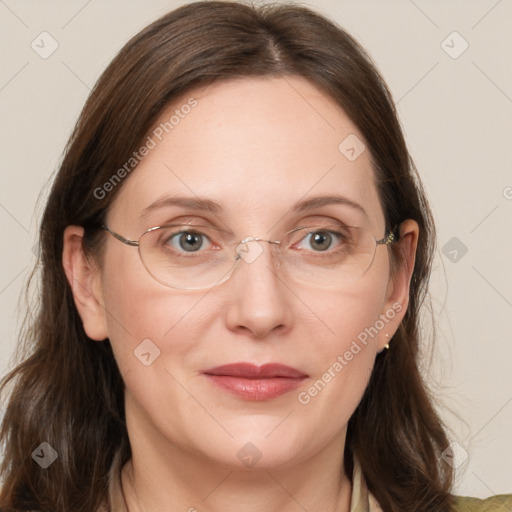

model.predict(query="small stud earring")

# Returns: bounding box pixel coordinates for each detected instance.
[384,333,390,350]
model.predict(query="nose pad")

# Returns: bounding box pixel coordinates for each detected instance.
[233,238,284,284]
[235,237,265,265]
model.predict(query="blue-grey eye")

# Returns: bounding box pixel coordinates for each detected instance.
[299,230,339,251]
[168,231,209,252]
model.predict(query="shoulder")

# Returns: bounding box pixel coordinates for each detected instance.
[453,494,512,511]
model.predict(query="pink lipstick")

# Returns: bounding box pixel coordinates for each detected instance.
[203,363,308,401]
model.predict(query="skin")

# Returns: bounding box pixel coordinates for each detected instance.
[63,75,418,512]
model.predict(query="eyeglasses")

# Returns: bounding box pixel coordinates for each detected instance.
[102,222,397,290]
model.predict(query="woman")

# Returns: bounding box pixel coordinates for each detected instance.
[0,2,510,511]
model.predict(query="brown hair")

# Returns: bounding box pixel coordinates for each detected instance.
[0,2,454,511]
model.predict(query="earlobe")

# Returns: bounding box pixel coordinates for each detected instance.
[378,219,419,351]
[62,225,109,341]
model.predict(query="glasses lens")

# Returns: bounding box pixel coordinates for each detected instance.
[139,225,236,289]
[281,225,378,286]
[138,224,382,289]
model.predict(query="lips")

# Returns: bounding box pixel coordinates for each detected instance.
[203,363,307,379]
[203,363,308,401]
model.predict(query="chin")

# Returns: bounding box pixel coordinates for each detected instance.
[194,422,313,471]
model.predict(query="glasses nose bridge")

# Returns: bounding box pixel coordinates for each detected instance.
[238,236,281,251]
[242,236,281,246]
[234,236,282,267]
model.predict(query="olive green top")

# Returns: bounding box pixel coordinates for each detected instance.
[453,494,512,511]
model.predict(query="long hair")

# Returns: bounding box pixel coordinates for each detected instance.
[0,2,453,510]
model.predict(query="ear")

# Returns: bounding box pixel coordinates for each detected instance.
[377,219,419,351]
[62,225,109,341]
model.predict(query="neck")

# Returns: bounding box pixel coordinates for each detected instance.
[120,410,352,512]
[122,458,352,512]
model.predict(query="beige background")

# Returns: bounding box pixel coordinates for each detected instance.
[1,0,511,498]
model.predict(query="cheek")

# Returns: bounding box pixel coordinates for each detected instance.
[307,271,389,355]
[295,277,388,418]
[99,249,213,377]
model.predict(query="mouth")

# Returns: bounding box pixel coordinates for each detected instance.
[202,363,309,401]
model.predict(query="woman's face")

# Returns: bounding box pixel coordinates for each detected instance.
[77,76,414,471]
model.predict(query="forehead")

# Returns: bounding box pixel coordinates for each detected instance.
[107,76,385,233]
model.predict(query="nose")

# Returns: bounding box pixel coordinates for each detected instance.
[223,239,292,339]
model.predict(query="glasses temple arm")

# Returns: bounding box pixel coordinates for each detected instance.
[102,225,139,247]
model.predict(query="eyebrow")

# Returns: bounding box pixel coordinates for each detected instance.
[141,194,367,219]
[293,195,368,218]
